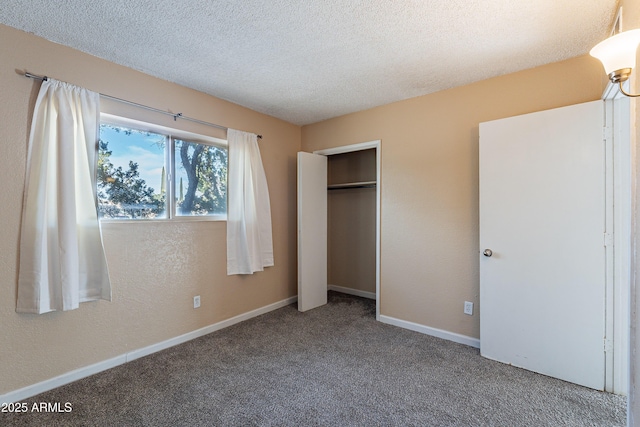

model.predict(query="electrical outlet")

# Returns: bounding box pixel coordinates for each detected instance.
[193,295,201,309]
[464,301,473,315]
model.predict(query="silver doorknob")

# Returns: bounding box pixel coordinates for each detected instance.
[483,249,493,257]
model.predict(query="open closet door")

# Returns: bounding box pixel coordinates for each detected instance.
[297,152,328,312]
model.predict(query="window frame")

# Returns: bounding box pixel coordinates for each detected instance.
[99,113,228,222]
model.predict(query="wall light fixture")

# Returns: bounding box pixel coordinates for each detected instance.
[590,29,640,96]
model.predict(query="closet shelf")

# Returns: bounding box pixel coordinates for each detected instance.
[327,180,377,190]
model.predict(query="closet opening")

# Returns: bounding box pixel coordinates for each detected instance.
[314,141,381,319]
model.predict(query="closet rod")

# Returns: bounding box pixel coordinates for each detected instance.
[328,181,377,190]
[23,72,262,139]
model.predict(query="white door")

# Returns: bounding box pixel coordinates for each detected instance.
[297,152,328,312]
[479,100,606,390]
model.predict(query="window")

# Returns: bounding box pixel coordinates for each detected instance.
[97,115,227,220]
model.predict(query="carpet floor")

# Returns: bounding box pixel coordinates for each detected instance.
[2,292,627,426]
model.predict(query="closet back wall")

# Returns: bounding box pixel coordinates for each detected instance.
[0,24,300,396]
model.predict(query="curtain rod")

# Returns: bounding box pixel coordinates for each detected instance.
[23,72,262,139]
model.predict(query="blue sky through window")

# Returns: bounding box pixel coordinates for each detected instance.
[100,125,165,194]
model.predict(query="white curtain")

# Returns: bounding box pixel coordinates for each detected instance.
[226,129,274,275]
[17,79,111,314]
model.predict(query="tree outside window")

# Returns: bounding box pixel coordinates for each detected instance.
[97,122,227,220]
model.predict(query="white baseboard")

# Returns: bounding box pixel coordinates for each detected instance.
[326,287,479,349]
[126,296,297,362]
[328,284,376,300]
[1,296,298,404]
[379,315,480,349]
[0,354,128,406]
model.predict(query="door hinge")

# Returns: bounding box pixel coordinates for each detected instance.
[604,232,613,247]
[603,126,613,142]
[604,338,613,353]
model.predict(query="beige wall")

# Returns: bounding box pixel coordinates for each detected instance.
[302,55,606,339]
[0,24,300,395]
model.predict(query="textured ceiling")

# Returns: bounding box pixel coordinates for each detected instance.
[0,0,618,125]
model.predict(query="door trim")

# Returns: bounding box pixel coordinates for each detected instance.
[314,140,382,320]
[603,82,631,395]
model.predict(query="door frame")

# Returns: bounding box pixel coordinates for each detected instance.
[314,140,382,320]
[603,82,631,395]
